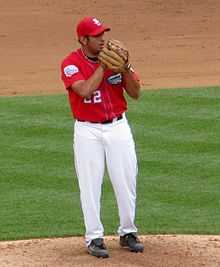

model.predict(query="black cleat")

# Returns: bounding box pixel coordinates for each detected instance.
[88,238,109,258]
[120,233,144,253]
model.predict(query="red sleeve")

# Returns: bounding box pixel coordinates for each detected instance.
[61,60,85,89]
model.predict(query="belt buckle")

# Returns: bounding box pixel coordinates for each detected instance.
[113,115,122,123]
[112,117,118,123]
[101,115,123,124]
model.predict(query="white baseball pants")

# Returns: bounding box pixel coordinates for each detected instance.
[73,114,138,245]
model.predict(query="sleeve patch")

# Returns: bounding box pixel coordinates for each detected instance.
[64,65,79,77]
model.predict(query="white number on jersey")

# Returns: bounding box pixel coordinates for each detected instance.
[84,90,102,104]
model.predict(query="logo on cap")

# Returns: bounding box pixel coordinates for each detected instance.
[92,18,101,26]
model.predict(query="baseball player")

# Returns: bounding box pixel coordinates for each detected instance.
[61,16,144,258]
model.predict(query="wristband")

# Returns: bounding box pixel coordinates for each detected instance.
[124,63,132,71]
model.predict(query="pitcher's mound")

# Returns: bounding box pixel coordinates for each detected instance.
[0,235,220,267]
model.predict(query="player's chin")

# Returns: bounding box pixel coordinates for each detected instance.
[96,47,103,55]
[99,44,105,51]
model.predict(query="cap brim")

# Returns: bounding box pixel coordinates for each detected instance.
[90,26,111,36]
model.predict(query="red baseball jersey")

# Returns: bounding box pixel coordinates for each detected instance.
[61,48,138,122]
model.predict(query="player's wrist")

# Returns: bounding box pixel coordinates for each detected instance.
[124,63,132,72]
[122,63,133,74]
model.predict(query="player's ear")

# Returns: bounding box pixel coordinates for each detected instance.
[79,36,88,46]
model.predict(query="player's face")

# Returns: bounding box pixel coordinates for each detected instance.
[87,33,105,55]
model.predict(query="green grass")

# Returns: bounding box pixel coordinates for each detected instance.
[0,87,220,241]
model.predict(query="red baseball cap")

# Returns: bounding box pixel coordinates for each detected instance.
[76,16,110,38]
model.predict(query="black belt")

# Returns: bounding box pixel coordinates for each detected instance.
[77,115,123,124]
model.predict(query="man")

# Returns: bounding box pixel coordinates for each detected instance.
[61,16,144,258]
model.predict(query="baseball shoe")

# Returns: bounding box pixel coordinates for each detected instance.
[87,238,109,258]
[120,233,144,253]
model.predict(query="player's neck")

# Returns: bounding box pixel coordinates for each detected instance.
[81,47,98,62]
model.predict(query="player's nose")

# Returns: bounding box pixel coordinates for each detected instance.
[99,33,105,41]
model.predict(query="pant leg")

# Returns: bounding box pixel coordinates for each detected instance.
[74,121,105,245]
[104,117,138,236]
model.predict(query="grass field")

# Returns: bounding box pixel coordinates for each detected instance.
[0,87,220,241]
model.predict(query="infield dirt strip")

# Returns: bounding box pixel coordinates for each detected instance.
[1,0,220,266]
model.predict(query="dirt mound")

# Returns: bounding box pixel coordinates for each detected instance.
[0,235,220,267]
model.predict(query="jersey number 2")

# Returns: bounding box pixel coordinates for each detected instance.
[84,90,102,104]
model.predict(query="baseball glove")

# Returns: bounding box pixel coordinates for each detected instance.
[98,39,129,73]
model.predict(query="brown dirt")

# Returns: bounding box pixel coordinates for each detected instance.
[0,235,220,267]
[1,0,220,266]
[1,0,220,96]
